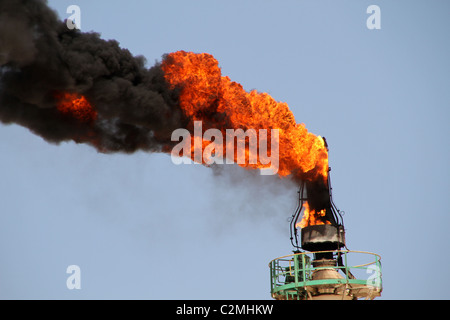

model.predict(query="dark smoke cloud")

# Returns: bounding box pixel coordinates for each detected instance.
[0,1,333,204]
[0,0,183,153]
[0,0,340,232]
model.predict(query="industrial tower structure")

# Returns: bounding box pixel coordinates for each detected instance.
[269,163,382,300]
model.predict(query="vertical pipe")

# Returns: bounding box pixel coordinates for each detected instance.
[302,254,306,289]
[344,251,349,282]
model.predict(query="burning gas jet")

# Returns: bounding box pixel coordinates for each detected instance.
[1,0,330,226]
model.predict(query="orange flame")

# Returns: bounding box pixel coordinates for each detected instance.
[161,51,328,182]
[296,201,331,228]
[56,92,97,123]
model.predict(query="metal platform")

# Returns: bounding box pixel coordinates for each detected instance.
[269,250,382,300]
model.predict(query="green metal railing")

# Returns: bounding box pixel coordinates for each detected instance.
[269,250,382,300]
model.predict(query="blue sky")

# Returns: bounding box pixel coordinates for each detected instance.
[0,0,449,299]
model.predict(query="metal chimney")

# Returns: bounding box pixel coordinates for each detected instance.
[269,144,382,300]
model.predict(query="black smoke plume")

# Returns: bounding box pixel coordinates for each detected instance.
[0,0,183,153]
[0,1,335,220]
